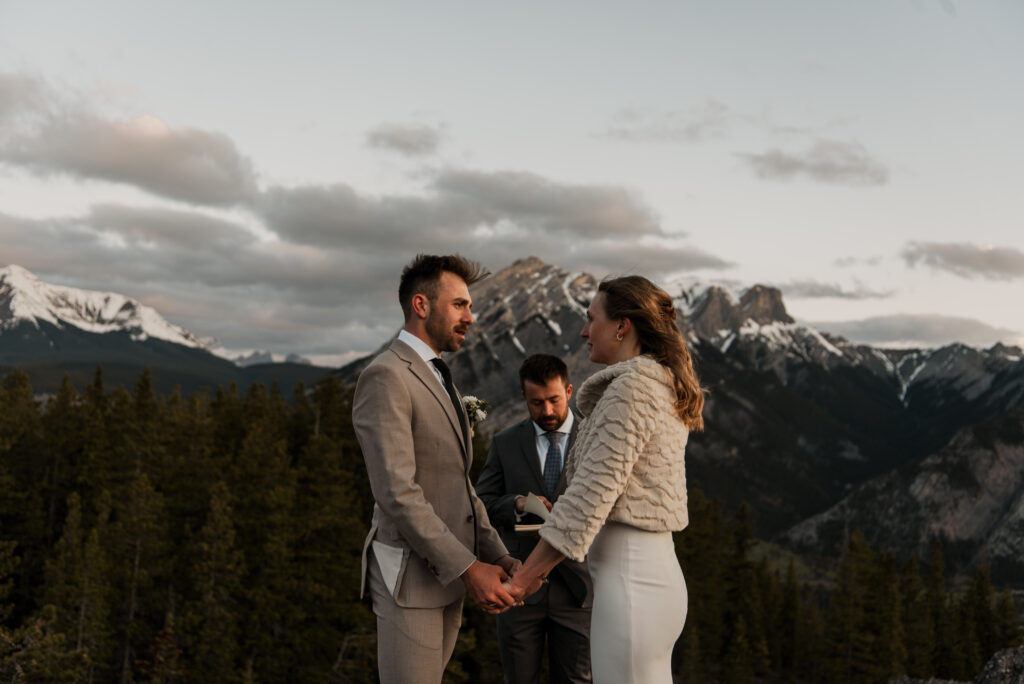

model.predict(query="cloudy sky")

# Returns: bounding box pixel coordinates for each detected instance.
[1,1,1022,364]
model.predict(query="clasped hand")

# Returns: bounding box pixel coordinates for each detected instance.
[462,556,524,615]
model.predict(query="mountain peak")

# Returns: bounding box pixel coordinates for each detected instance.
[739,285,793,325]
[0,264,202,348]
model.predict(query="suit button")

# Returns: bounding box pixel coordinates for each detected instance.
[466,515,474,522]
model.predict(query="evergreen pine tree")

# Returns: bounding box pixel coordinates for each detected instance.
[114,472,168,684]
[722,614,755,684]
[181,481,244,682]
[964,566,996,661]
[993,588,1020,649]
[778,559,803,680]
[874,551,907,680]
[900,555,933,677]
[0,370,46,605]
[824,529,874,683]
[0,539,17,624]
[675,488,726,678]
[925,540,954,677]
[726,504,771,676]
[41,376,84,545]
[138,609,184,684]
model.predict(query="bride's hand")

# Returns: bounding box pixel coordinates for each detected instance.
[502,580,525,606]
[504,575,546,605]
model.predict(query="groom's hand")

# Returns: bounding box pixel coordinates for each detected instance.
[461,561,515,614]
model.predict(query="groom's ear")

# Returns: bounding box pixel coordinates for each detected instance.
[411,293,430,320]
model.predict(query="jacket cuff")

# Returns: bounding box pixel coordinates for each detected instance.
[538,524,586,563]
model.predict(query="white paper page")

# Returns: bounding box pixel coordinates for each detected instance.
[371,541,404,596]
[524,492,551,520]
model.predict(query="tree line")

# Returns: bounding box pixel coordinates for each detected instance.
[0,368,1020,682]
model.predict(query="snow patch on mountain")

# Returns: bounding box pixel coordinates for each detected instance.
[0,264,202,348]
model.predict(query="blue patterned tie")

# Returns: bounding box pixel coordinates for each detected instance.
[543,431,563,497]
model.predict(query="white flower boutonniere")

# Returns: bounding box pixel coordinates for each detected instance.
[461,395,489,436]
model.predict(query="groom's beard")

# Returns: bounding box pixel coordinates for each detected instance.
[427,311,469,353]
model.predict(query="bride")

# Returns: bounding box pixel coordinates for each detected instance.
[505,275,704,683]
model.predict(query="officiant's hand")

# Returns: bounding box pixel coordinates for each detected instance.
[514,495,552,513]
[495,554,522,578]
[461,561,515,614]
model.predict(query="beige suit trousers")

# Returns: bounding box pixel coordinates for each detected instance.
[368,549,464,684]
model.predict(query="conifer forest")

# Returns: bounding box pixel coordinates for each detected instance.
[0,368,1020,683]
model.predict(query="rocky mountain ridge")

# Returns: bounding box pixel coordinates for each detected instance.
[403,257,1024,583]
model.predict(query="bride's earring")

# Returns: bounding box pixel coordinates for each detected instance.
[615,332,623,341]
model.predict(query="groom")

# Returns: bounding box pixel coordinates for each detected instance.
[354,254,519,683]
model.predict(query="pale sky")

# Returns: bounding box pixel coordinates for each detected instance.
[1,1,1022,364]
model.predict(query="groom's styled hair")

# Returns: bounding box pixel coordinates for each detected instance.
[398,254,489,320]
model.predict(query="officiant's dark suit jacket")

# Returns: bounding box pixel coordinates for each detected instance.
[476,414,593,683]
[476,415,592,608]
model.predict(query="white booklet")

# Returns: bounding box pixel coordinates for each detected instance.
[371,540,405,596]
[514,492,551,533]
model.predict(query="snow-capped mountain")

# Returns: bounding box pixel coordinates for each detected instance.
[337,257,1024,585]
[0,265,329,396]
[0,264,203,348]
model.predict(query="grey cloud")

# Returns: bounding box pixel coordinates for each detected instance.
[258,168,666,252]
[810,314,1019,349]
[1,207,403,357]
[88,204,258,252]
[738,139,889,186]
[256,169,728,283]
[778,279,893,300]
[559,241,733,279]
[601,101,730,143]
[366,122,443,156]
[834,256,882,268]
[0,71,258,205]
[0,72,45,124]
[902,241,1024,280]
[432,169,663,238]
[4,150,732,359]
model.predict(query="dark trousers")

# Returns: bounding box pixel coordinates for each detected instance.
[495,573,592,684]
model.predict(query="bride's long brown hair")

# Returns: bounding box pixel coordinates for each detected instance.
[598,275,705,430]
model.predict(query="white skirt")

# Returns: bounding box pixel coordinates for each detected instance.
[587,521,687,684]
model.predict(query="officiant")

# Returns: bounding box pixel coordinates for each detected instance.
[476,354,593,684]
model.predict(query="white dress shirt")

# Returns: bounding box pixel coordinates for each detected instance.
[533,411,574,475]
[398,329,445,388]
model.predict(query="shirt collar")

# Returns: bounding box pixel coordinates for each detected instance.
[398,329,440,366]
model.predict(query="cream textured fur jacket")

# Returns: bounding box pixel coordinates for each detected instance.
[539,354,690,562]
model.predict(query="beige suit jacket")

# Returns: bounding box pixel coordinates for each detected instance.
[354,338,507,608]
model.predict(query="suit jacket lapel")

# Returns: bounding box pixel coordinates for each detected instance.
[518,419,547,494]
[391,340,468,459]
[554,413,580,498]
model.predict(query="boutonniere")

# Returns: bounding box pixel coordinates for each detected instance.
[461,395,489,436]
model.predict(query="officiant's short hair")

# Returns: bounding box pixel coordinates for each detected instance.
[398,253,489,320]
[519,354,569,391]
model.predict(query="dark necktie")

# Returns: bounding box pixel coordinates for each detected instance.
[430,357,469,449]
[431,356,477,554]
[543,431,563,497]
